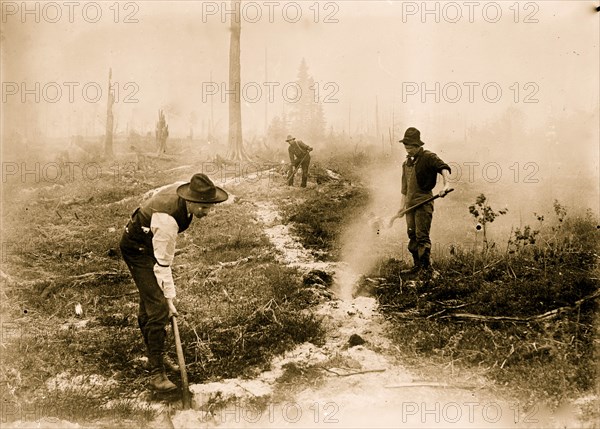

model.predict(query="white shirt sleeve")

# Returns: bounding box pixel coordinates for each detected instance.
[150,213,179,299]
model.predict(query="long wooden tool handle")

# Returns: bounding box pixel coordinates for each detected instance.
[404,188,455,214]
[388,188,455,228]
[171,316,192,409]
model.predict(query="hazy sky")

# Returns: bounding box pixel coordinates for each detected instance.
[2,1,598,142]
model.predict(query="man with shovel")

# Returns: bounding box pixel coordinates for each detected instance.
[394,127,452,277]
[286,134,313,187]
[119,173,228,392]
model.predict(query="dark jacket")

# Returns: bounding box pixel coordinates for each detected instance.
[288,140,312,163]
[401,149,451,194]
[125,183,193,251]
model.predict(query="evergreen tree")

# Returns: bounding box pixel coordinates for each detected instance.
[288,58,326,143]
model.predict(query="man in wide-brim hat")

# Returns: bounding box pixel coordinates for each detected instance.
[119,173,228,392]
[285,134,313,188]
[396,127,451,276]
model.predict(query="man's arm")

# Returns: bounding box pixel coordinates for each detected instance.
[397,193,406,218]
[438,169,451,196]
[297,140,313,153]
[150,213,179,315]
[427,152,452,197]
[398,163,407,216]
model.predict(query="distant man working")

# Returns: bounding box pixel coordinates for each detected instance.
[119,174,228,392]
[286,135,313,188]
[396,127,451,276]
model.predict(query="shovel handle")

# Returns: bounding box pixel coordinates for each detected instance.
[171,315,192,409]
[388,188,454,228]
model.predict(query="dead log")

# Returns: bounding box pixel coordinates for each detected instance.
[438,288,600,323]
[323,368,386,377]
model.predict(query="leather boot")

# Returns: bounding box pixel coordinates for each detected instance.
[418,250,436,279]
[148,355,176,392]
[401,252,421,275]
[420,248,431,270]
[149,371,177,392]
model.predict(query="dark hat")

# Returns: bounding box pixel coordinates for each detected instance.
[176,173,228,204]
[399,127,425,146]
[285,134,295,142]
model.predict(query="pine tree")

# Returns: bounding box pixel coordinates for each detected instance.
[289,59,326,143]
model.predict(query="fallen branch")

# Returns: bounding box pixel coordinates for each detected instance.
[322,368,386,377]
[100,291,138,299]
[471,259,503,276]
[385,382,449,388]
[438,288,600,323]
[384,382,477,389]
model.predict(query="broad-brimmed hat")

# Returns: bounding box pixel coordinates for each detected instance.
[285,135,295,142]
[399,127,425,146]
[176,173,228,204]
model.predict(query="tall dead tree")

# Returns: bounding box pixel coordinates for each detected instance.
[227,0,248,161]
[156,109,169,156]
[104,68,115,159]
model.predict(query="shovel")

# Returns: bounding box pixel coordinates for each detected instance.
[171,315,192,409]
[388,188,454,228]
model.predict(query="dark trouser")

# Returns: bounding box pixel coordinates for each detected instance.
[405,202,433,268]
[287,156,310,187]
[119,233,169,372]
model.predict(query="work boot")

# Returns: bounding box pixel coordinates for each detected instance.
[420,249,432,270]
[401,252,421,276]
[418,251,438,280]
[401,265,422,276]
[147,355,177,392]
[148,371,177,392]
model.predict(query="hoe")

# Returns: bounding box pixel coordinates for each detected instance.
[171,314,192,409]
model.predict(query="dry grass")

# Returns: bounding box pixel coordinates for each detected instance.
[373,206,599,411]
[0,155,323,425]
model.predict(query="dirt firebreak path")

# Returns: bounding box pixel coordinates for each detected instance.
[169,174,562,429]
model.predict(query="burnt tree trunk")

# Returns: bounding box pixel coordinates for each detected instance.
[227,0,249,161]
[156,109,169,156]
[104,68,115,159]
